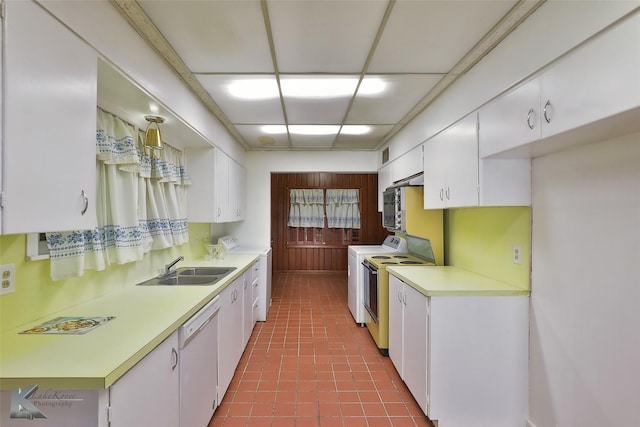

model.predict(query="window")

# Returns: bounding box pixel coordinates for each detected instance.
[287,188,360,247]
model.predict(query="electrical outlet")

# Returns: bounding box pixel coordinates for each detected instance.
[512,245,522,264]
[0,264,15,295]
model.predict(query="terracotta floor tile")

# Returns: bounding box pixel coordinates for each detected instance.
[208,273,435,427]
[362,402,388,417]
[273,402,296,417]
[340,402,364,417]
[319,416,344,427]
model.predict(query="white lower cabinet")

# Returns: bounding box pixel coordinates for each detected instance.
[108,331,179,427]
[388,275,428,412]
[242,267,254,348]
[388,274,529,427]
[217,276,244,402]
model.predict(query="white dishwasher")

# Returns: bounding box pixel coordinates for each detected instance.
[179,295,220,427]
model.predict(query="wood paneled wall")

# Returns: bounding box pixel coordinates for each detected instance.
[271,173,388,272]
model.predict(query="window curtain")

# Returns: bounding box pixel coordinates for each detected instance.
[287,189,325,228]
[326,189,361,229]
[46,109,190,281]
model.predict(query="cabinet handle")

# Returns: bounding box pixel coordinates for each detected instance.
[527,108,536,129]
[80,190,89,215]
[439,188,444,201]
[445,187,451,200]
[171,347,178,371]
[398,291,402,303]
[543,100,553,123]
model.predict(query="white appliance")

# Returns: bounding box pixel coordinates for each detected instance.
[178,295,220,427]
[218,235,272,321]
[347,236,407,325]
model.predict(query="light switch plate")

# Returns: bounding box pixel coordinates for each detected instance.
[0,264,15,295]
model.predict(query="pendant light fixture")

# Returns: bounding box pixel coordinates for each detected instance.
[144,115,165,151]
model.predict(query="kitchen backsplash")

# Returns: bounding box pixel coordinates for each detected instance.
[0,223,211,332]
[445,206,531,289]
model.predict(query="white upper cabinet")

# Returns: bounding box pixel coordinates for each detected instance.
[391,145,423,183]
[2,0,97,234]
[480,11,640,159]
[425,113,531,209]
[186,147,246,223]
[377,162,393,212]
[228,158,246,221]
[423,114,479,209]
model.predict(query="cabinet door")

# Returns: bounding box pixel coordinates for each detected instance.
[402,284,429,414]
[478,78,541,158]
[422,135,447,209]
[444,113,479,208]
[388,275,404,376]
[217,278,243,401]
[109,332,179,427]
[424,114,479,209]
[186,148,216,222]
[377,163,392,212]
[242,270,253,347]
[214,149,230,222]
[3,0,97,234]
[229,160,246,221]
[540,12,640,139]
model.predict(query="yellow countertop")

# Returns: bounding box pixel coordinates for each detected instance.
[0,254,258,390]
[387,265,530,297]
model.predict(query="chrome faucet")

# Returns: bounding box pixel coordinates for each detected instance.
[164,256,184,275]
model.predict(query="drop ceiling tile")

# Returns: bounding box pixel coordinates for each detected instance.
[284,97,351,124]
[195,74,285,124]
[345,74,444,124]
[368,0,518,73]
[290,134,336,150]
[267,0,389,72]
[235,125,290,150]
[138,0,273,72]
[334,125,393,150]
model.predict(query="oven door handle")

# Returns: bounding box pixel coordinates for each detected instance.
[362,261,378,274]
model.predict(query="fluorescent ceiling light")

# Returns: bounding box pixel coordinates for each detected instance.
[261,125,345,136]
[289,125,340,135]
[261,125,287,134]
[228,77,386,100]
[228,79,279,100]
[341,125,371,135]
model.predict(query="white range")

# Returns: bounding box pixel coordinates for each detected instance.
[347,236,407,325]
[218,235,273,321]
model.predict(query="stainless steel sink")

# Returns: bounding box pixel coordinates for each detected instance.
[157,275,222,285]
[137,266,237,286]
[177,267,236,276]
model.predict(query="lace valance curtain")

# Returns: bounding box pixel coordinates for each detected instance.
[326,189,361,229]
[46,109,190,281]
[287,188,360,229]
[288,189,325,228]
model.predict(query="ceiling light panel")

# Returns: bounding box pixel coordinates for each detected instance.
[368,0,518,73]
[334,125,394,150]
[195,75,285,124]
[138,0,273,72]
[267,0,389,72]
[346,74,445,124]
[235,125,290,150]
